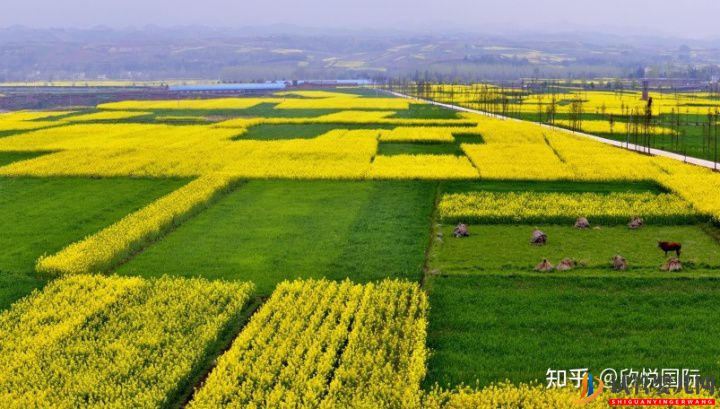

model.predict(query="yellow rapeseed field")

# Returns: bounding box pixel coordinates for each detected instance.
[0,275,254,408]
[188,279,427,409]
[0,110,75,121]
[368,154,479,179]
[554,119,676,135]
[0,120,57,132]
[0,110,73,132]
[460,114,548,144]
[439,191,697,224]
[380,126,456,143]
[462,143,574,180]
[314,109,396,121]
[545,131,664,181]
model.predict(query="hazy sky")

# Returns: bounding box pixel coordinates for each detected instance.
[2,0,719,38]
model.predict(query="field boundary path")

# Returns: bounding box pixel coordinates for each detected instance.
[386,90,720,171]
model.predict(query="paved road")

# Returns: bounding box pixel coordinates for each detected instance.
[388,90,720,171]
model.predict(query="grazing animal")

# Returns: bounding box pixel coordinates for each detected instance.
[556,258,575,271]
[628,217,644,229]
[611,255,627,270]
[574,217,590,229]
[530,229,547,245]
[661,257,682,272]
[453,223,469,238]
[534,259,554,272]
[658,241,682,257]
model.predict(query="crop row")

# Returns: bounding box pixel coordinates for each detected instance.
[369,154,479,180]
[188,279,428,408]
[438,191,698,225]
[36,174,234,275]
[0,275,254,408]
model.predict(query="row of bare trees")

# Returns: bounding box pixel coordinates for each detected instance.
[379,79,720,166]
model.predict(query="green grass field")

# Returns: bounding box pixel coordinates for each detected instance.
[237,123,393,140]
[424,274,720,388]
[433,224,720,272]
[116,103,340,119]
[0,151,50,166]
[0,272,47,312]
[0,177,186,309]
[377,133,483,156]
[378,142,464,156]
[420,175,720,389]
[116,180,436,294]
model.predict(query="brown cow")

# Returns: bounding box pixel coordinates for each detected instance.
[658,241,682,257]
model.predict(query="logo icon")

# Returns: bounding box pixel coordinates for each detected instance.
[576,372,604,405]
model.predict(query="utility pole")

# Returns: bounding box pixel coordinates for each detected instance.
[711,109,718,172]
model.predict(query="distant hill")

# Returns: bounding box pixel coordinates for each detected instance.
[0,26,718,82]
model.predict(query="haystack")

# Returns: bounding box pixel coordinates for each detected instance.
[453,223,469,238]
[612,255,627,270]
[628,217,644,229]
[530,229,547,245]
[574,217,590,229]
[556,258,575,271]
[661,257,682,272]
[534,259,554,272]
